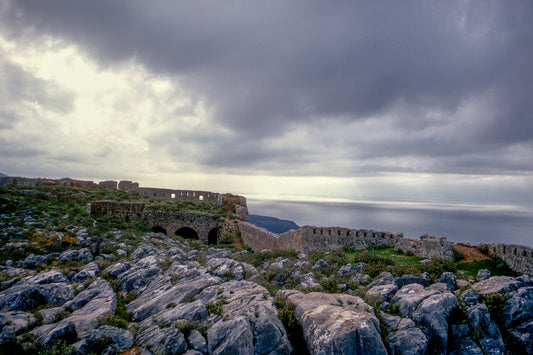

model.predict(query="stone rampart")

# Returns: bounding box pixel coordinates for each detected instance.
[88,201,146,222]
[98,180,118,189]
[136,187,221,204]
[239,222,454,259]
[0,176,96,188]
[239,222,303,251]
[488,244,533,275]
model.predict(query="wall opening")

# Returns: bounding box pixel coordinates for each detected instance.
[199,195,204,201]
[152,226,167,235]
[171,193,176,199]
[208,228,218,245]
[176,227,199,239]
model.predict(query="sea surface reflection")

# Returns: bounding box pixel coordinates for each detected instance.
[247,197,533,247]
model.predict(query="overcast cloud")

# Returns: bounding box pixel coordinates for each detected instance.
[0,1,532,205]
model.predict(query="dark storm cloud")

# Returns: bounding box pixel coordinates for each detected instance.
[2,0,532,175]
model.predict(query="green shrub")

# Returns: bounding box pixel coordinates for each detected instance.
[452,247,465,262]
[97,313,129,329]
[320,278,340,293]
[175,320,208,336]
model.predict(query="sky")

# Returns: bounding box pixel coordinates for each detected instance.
[0,1,532,207]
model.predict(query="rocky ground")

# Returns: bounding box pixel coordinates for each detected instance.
[1,187,533,354]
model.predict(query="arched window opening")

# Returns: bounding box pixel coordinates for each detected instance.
[171,193,176,199]
[199,195,204,201]
[208,228,218,245]
[152,226,167,235]
[175,227,199,239]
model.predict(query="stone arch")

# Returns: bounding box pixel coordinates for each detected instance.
[208,228,218,245]
[176,227,199,240]
[152,226,167,235]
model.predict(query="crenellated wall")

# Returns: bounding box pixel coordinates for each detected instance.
[488,244,533,275]
[238,222,454,259]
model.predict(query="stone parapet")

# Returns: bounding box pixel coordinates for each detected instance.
[488,244,533,275]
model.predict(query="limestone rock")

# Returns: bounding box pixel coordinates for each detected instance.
[466,303,505,354]
[63,278,117,338]
[476,269,491,281]
[279,289,387,355]
[448,324,484,355]
[298,272,321,290]
[367,272,395,289]
[311,259,330,270]
[501,286,533,327]
[439,272,457,291]
[116,264,163,294]
[0,311,37,339]
[394,274,426,289]
[207,316,253,355]
[365,284,398,304]
[390,283,439,317]
[57,248,93,262]
[205,257,244,281]
[187,329,207,354]
[75,325,134,355]
[0,270,75,311]
[33,319,77,347]
[205,248,233,260]
[382,313,428,355]
[136,325,187,355]
[460,289,479,307]
[126,268,219,321]
[471,276,521,297]
[72,261,99,283]
[198,281,292,354]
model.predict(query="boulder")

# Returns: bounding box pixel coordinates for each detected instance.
[501,286,533,327]
[72,262,99,283]
[311,259,330,270]
[476,269,491,281]
[448,324,484,355]
[126,269,219,321]
[205,258,244,281]
[205,248,233,260]
[63,278,117,338]
[103,261,131,278]
[268,258,292,270]
[75,325,134,355]
[207,316,253,355]
[383,313,428,355]
[136,325,187,355]
[471,276,521,297]
[57,248,93,262]
[130,244,157,260]
[411,292,458,353]
[198,281,292,354]
[466,303,505,354]
[439,272,457,291]
[139,300,208,329]
[116,264,163,294]
[394,274,426,289]
[390,283,439,317]
[509,319,533,354]
[337,263,358,277]
[17,254,47,268]
[279,289,387,355]
[366,284,398,304]
[298,272,321,290]
[460,289,479,307]
[0,311,37,338]
[33,319,77,347]
[0,270,75,311]
[367,272,395,289]
[188,329,207,354]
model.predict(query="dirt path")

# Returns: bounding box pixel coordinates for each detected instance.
[453,243,492,262]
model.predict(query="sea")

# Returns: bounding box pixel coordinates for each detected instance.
[247,197,533,247]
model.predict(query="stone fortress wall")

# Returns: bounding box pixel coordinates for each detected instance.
[487,244,533,275]
[239,222,454,260]
[2,175,532,275]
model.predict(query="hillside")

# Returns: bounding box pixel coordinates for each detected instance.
[1,184,532,354]
[249,214,299,234]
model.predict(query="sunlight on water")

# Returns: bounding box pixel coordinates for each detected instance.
[247,197,533,247]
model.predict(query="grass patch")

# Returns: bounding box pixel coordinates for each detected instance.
[456,258,518,279]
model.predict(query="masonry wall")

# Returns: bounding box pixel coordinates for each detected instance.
[488,244,533,275]
[142,211,219,244]
[0,176,96,188]
[88,201,146,222]
[239,222,303,252]
[239,222,454,260]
